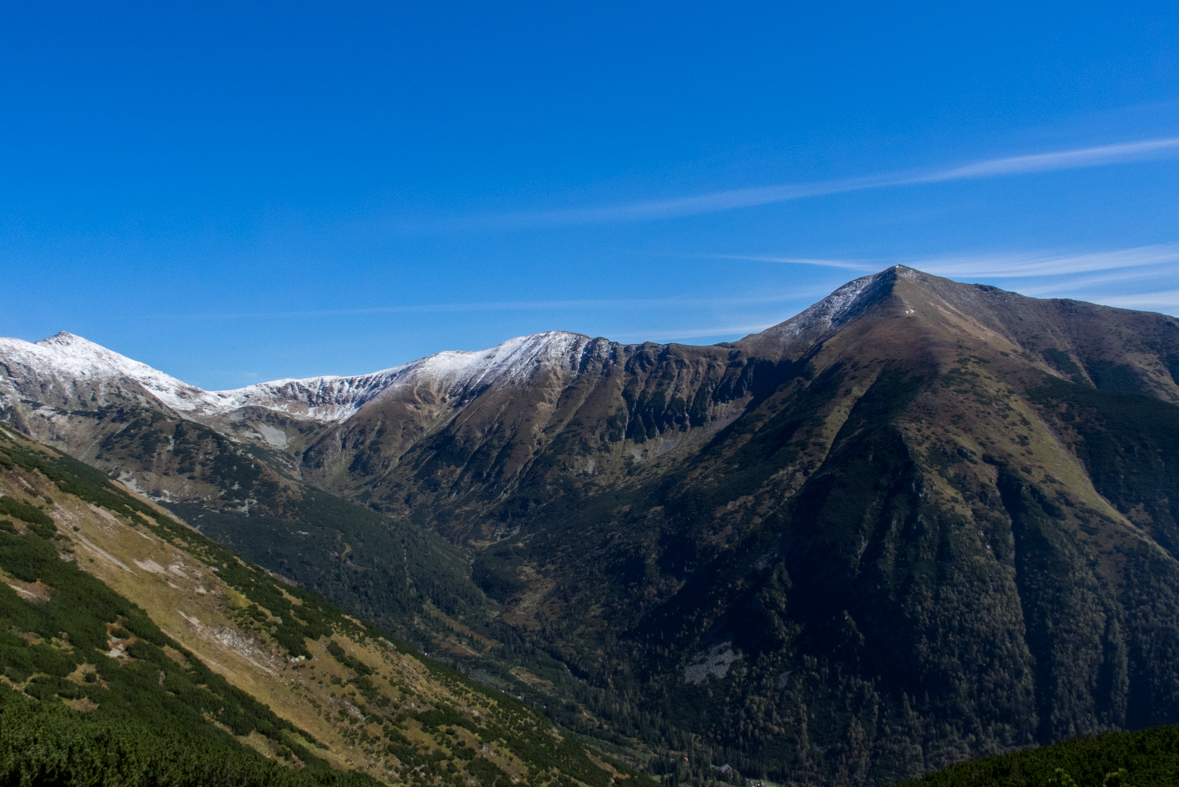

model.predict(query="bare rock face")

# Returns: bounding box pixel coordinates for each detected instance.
[7,267,1179,786]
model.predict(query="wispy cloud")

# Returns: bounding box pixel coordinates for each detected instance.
[467,175,895,227]
[1015,268,1173,296]
[912,137,1179,182]
[1088,290,1179,310]
[915,244,1179,278]
[610,323,777,343]
[467,136,1179,227]
[129,294,811,322]
[708,254,877,272]
[711,243,1179,281]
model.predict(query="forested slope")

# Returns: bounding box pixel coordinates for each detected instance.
[895,723,1179,786]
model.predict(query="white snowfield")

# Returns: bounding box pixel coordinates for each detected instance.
[0,270,893,426]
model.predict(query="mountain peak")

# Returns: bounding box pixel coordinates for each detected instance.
[35,331,111,357]
[404,330,593,390]
[0,332,204,417]
[9,269,1176,428]
[37,330,148,358]
[39,330,87,345]
[738,266,900,358]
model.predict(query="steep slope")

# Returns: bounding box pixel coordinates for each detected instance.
[0,426,639,787]
[0,335,504,655]
[290,267,1179,785]
[562,268,1179,781]
[7,267,1179,786]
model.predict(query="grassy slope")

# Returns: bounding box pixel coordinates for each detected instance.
[86,407,496,641]
[0,426,641,787]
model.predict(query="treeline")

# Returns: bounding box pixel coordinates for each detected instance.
[0,431,379,784]
[0,489,340,775]
[165,485,493,653]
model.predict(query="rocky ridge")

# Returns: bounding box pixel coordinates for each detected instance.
[1,330,605,426]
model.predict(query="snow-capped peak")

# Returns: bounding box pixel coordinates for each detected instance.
[738,268,896,355]
[32,332,204,400]
[402,331,591,390]
[0,331,206,411]
[1,330,596,425]
[189,331,595,421]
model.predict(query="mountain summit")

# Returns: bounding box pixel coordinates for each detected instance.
[6,267,1179,786]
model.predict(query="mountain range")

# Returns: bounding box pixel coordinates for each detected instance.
[5,264,1179,786]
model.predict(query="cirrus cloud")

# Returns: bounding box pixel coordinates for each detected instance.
[462,137,1179,228]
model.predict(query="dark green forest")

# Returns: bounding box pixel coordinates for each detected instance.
[897,723,1179,786]
[0,688,376,787]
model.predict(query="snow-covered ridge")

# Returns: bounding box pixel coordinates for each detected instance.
[0,332,208,410]
[1,273,907,425]
[0,331,596,424]
[193,331,594,421]
[2,271,906,425]
[777,270,888,338]
[742,268,895,351]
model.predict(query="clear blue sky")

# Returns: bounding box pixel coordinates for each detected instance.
[3,1,1178,389]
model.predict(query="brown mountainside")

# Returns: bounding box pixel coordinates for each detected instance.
[5,266,1179,786]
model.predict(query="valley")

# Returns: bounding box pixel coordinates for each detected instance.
[0,428,641,787]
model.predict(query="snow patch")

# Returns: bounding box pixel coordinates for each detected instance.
[684,643,741,684]
[255,424,289,448]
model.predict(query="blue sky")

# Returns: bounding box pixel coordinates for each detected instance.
[3,1,1178,389]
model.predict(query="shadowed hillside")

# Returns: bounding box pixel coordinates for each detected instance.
[6,267,1179,785]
